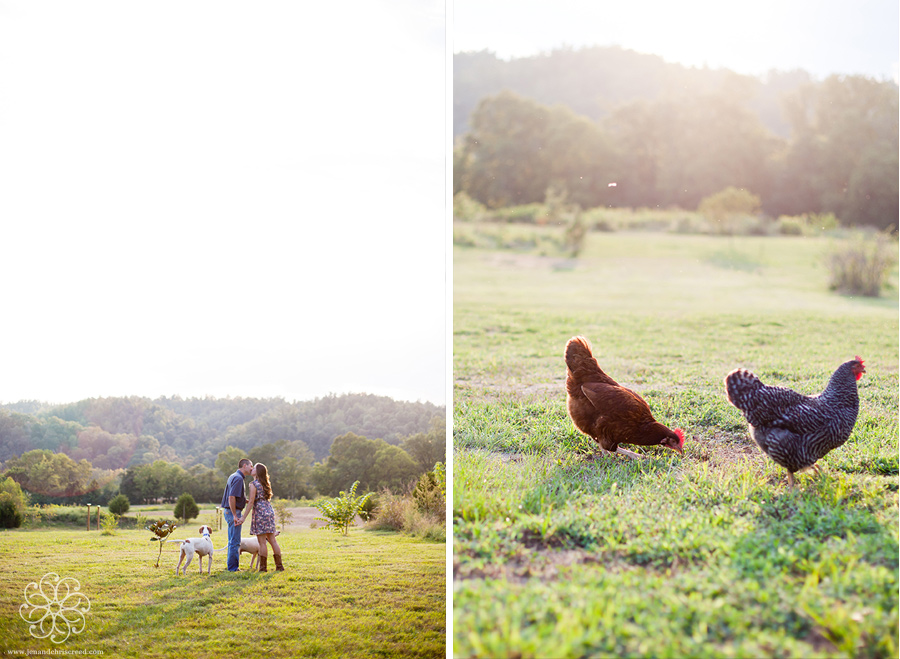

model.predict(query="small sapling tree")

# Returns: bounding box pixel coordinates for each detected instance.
[314,481,372,535]
[272,498,294,530]
[147,520,177,567]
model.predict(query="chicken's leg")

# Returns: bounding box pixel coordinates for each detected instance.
[614,447,643,460]
[595,446,643,460]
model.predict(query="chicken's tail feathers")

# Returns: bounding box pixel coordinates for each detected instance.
[724,368,762,411]
[565,336,594,363]
[565,336,617,387]
[725,368,763,412]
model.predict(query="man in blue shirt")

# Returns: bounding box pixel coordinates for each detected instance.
[221,458,253,571]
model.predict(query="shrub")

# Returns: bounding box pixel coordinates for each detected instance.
[369,463,445,540]
[100,512,118,536]
[367,490,445,541]
[368,490,409,532]
[0,477,28,528]
[0,495,24,528]
[453,191,486,222]
[108,494,130,517]
[173,493,200,524]
[413,463,446,518]
[827,232,897,297]
[698,187,762,234]
[777,215,807,236]
[564,214,588,257]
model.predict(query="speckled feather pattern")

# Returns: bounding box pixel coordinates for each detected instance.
[724,360,861,474]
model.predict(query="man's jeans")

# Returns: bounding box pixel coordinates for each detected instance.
[223,509,242,571]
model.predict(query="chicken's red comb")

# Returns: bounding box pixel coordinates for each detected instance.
[855,355,865,365]
[674,428,685,447]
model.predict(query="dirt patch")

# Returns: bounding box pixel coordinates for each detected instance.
[282,507,365,531]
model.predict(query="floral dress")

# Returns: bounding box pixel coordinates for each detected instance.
[249,478,277,535]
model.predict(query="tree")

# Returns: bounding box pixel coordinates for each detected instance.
[775,74,898,227]
[458,90,618,209]
[4,449,94,501]
[371,444,420,493]
[108,494,130,517]
[401,416,446,473]
[0,409,34,462]
[183,464,225,504]
[174,493,200,524]
[120,460,190,504]
[215,446,248,480]
[313,432,422,496]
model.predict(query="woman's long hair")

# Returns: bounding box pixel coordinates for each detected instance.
[255,463,273,501]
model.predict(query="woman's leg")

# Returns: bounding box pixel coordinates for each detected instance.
[268,533,285,571]
[257,533,268,571]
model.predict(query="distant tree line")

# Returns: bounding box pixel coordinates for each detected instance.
[454,49,898,229]
[0,393,444,506]
[0,415,445,506]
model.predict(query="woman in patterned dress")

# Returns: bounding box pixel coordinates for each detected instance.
[246,462,284,572]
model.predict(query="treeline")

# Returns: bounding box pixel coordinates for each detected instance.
[0,393,444,505]
[0,393,443,467]
[453,48,898,229]
[2,416,445,505]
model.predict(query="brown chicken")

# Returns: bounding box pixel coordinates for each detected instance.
[565,336,685,459]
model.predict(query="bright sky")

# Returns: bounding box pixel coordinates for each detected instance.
[454,0,899,81]
[0,1,447,406]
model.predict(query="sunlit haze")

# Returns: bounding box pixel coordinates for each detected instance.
[454,0,899,81]
[0,1,446,405]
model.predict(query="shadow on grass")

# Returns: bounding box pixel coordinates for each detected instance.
[455,447,897,579]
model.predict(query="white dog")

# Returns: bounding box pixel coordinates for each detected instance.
[239,530,280,570]
[174,525,214,576]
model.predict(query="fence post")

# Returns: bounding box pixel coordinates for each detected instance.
[86,504,91,531]
[96,505,100,531]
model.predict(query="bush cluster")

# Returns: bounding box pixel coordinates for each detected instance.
[367,463,445,541]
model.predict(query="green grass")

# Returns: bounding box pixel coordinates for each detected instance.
[0,527,445,657]
[453,229,898,658]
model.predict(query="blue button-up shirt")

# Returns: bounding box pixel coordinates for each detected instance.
[221,470,247,511]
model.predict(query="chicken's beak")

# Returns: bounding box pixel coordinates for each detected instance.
[673,444,684,455]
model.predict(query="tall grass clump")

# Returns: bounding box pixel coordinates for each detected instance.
[827,231,897,297]
[368,463,445,541]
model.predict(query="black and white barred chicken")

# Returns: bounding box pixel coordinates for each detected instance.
[724,357,865,487]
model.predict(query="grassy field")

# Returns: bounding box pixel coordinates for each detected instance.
[0,517,445,657]
[453,228,898,658]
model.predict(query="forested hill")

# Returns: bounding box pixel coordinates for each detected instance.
[454,47,813,138]
[0,393,444,468]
